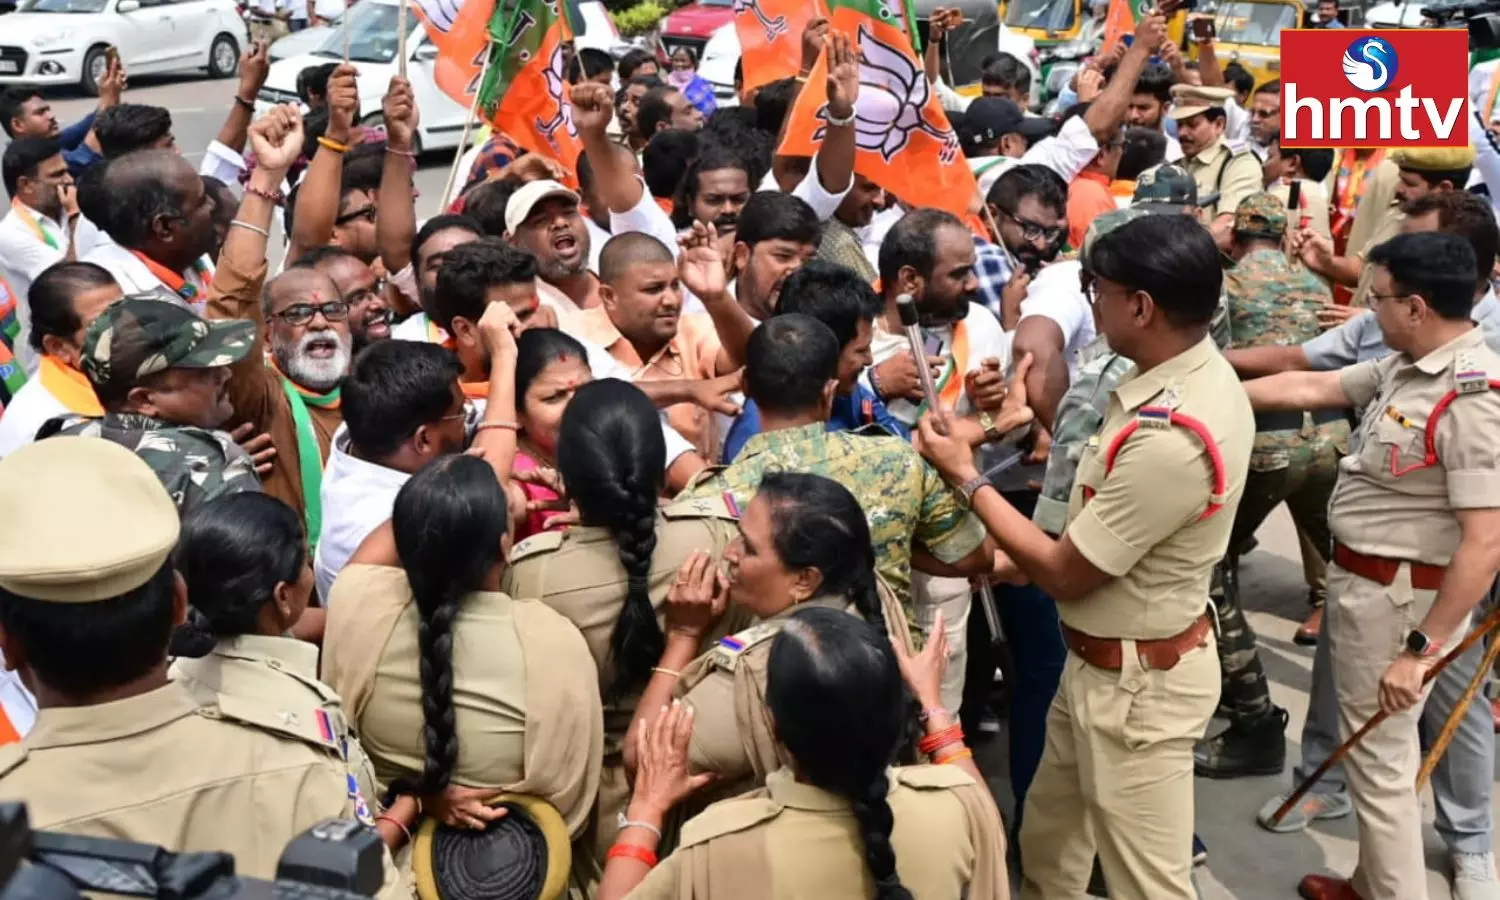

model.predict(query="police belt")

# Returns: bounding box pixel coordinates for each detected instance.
[1333,543,1446,591]
[1253,408,1348,433]
[1061,613,1212,672]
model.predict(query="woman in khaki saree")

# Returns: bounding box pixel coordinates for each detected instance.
[321,455,603,893]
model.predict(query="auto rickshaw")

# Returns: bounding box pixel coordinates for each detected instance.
[1193,0,1303,91]
[916,0,1047,106]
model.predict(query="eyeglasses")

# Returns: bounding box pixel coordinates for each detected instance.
[271,300,351,326]
[345,279,388,307]
[1366,290,1412,309]
[334,205,377,226]
[1002,208,1063,243]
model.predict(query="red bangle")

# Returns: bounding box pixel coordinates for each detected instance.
[245,183,284,204]
[917,724,964,755]
[607,843,658,867]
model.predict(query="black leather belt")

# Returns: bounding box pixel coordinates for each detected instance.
[1254,409,1347,432]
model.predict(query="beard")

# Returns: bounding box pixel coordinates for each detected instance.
[538,253,587,281]
[917,292,974,327]
[275,329,352,393]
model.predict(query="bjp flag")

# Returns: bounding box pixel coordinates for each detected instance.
[415,0,583,178]
[1099,0,1141,55]
[735,0,826,92]
[778,0,976,217]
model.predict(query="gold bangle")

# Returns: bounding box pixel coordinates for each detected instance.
[476,420,520,432]
[651,666,681,678]
[317,135,351,154]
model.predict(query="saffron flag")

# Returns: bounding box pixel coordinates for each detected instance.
[414,0,583,177]
[1099,0,1142,56]
[777,0,976,217]
[735,0,824,92]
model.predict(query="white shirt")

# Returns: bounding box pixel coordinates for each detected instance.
[866,302,1014,426]
[313,0,342,18]
[82,240,214,303]
[964,114,1102,202]
[585,217,610,274]
[1164,133,1184,162]
[860,205,906,276]
[0,375,68,457]
[1016,259,1095,381]
[0,202,70,374]
[314,424,411,601]
[443,138,488,210]
[199,139,248,186]
[1471,110,1500,224]
[754,155,854,222]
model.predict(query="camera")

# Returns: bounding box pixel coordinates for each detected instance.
[1419,0,1500,50]
[0,804,385,900]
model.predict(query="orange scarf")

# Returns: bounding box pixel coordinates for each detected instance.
[128,250,210,307]
[38,354,102,416]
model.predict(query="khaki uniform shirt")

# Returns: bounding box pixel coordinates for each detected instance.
[1064,337,1254,639]
[0,681,404,898]
[1331,327,1500,565]
[170,633,379,814]
[1184,137,1262,221]
[627,767,1010,900]
[1271,179,1333,241]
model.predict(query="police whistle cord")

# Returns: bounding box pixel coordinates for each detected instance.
[1268,602,1500,828]
[1416,617,1500,790]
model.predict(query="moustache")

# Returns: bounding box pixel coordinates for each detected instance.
[712,215,738,232]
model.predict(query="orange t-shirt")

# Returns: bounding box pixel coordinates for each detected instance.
[1067,171,1117,250]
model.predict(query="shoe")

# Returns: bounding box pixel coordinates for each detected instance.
[1256,789,1353,833]
[1298,874,1362,900]
[1192,834,1208,866]
[1453,851,1500,900]
[1295,607,1323,646]
[1194,706,1289,778]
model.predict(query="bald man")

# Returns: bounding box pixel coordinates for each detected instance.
[81,150,218,300]
[214,266,353,553]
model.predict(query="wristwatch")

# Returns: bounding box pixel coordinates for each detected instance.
[977,410,1002,443]
[1404,629,1441,658]
[956,475,990,509]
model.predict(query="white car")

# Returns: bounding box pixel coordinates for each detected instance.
[0,0,247,95]
[258,0,623,152]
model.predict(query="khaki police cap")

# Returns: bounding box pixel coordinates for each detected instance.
[1168,84,1234,121]
[1390,146,1477,173]
[0,437,179,603]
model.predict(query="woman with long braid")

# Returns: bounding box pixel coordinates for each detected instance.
[597,607,1010,899]
[502,379,743,863]
[621,473,915,801]
[321,455,603,891]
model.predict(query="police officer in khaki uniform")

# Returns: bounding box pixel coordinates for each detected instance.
[0,437,403,898]
[916,208,1254,899]
[1170,84,1263,228]
[1246,231,1500,900]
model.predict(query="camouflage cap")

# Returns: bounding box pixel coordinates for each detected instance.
[1080,208,1156,273]
[1234,192,1288,238]
[81,297,255,393]
[1132,163,1216,211]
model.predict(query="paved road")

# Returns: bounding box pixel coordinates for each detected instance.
[20,72,1500,900]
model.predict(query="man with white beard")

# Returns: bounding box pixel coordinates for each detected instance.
[215,266,353,557]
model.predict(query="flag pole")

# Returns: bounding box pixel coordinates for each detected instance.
[397,0,409,78]
[441,48,493,208]
[342,3,351,60]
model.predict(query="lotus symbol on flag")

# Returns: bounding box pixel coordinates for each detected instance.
[535,42,577,154]
[816,23,959,164]
[1341,36,1398,93]
[414,0,460,32]
[734,0,788,43]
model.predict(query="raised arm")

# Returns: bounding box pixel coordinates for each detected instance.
[1082,13,1167,143]
[376,75,419,275]
[812,30,859,197]
[573,82,645,214]
[289,63,359,261]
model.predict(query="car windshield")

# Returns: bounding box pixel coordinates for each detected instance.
[1005,0,1076,32]
[316,1,419,63]
[1210,1,1299,45]
[26,0,109,13]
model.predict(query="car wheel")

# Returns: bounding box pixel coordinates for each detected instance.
[80,45,107,97]
[208,33,239,78]
[360,112,422,155]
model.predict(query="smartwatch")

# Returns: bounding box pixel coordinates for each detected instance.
[1404,629,1440,658]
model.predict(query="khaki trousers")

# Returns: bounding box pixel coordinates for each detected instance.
[1019,634,1219,900]
[912,572,971,712]
[1328,562,1455,900]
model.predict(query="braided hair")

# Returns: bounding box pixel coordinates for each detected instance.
[392,454,510,793]
[170,493,308,658]
[754,473,884,627]
[555,380,667,700]
[767,608,914,900]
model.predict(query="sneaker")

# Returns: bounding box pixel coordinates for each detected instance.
[1452,851,1500,900]
[1194,706,1289,779]
[1192,834,1208,866]
[1257,790,1353,833]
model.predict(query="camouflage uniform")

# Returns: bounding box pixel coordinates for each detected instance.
[37,297,261,517]
[681,422,987,621]
[1211,195,1351,727]
[817,218,879,283]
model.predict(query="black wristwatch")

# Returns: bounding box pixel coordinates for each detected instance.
[1404,629,1439,658]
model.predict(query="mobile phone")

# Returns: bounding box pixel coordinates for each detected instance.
[1191,17,1215,41]
[104,45,119,67]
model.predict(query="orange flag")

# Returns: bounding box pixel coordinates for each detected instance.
[1100,0,1143,55]
[778,2,976,217]
[735,0,827,92]
[415,0,583,178]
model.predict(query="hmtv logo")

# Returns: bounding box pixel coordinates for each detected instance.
[1280,30,1469,149]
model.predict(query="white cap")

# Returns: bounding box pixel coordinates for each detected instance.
[503,179,582,235]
